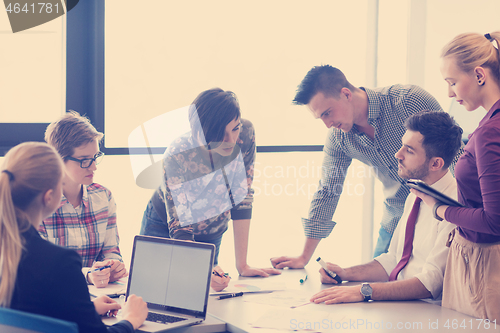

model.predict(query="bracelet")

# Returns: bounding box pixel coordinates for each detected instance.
[433,203,444,221]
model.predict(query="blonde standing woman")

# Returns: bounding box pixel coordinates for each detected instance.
[0,142,147,333]
[414,32,500,321]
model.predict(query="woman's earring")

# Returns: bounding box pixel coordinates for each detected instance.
[478,80,485,86]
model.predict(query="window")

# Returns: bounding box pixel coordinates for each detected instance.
[105,1,372,148]
[104,0,375,265]
[0,7,65,153]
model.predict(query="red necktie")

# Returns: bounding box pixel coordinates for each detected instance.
[389,197,422,281]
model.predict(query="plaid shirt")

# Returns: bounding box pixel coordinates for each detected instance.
[39,183,122,267]
[303,84,447,238]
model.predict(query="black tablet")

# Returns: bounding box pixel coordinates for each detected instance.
[406,179,464,207]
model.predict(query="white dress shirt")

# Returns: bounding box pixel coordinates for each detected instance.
[375,171,457,299]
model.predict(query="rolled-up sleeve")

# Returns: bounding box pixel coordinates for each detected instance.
[302,131,350,238]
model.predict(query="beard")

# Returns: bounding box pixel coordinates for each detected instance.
[398,159,430,180]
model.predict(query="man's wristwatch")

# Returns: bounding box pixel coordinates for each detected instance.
[360,283,373,302]
[433,202,444,221]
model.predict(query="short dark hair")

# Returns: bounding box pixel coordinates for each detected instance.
[189,88,240,146]
[404,110,463,168]
[293,65,355,105]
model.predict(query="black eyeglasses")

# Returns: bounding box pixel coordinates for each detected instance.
[66,151,104,168]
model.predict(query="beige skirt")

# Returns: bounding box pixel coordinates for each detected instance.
[443,229,500,321]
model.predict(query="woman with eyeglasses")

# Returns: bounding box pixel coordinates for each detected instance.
[39,111,127,288]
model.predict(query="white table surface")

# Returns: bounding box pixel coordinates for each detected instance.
[207,268,498,333]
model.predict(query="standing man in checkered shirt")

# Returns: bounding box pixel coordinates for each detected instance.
[271,65,459,269]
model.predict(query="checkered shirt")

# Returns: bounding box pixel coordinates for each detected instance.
[302,84,450,238]
[39,183,122,267]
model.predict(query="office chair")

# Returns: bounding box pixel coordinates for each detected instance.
[0,307,78,333]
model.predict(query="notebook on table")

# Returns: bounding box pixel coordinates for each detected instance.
[103,235,215,332]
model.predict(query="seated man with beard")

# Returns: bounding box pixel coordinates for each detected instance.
[310,110,463,304]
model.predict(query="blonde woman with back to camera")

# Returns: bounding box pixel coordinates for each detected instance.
[0,142,147,333]
[413,32,500,321]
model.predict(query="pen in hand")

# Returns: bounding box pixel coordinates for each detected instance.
[316,257,342,284]
[212,270,230,278]
[218,292,243,300]
[90,265,112,273]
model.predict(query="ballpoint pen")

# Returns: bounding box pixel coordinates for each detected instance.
[217,292,243,300]
[212,270,230,278]
[89,265,111,273]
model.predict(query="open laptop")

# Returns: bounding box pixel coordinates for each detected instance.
[104,235,215,332]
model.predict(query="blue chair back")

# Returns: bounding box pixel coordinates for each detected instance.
[0,307,78,333]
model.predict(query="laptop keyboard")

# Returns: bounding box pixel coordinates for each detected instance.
[146,312,188,324]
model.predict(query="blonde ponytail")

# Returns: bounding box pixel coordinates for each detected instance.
[0,142,63,307]
[441,31,500,83]
[0,171,23,307]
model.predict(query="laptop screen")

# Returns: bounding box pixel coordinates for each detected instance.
[127,236,214,317]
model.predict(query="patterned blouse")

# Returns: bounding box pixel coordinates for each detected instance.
[155,118,255,241]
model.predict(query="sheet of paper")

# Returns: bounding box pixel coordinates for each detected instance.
[251,308,347,332]
[243,289,313,308]
[88,278,127,298]
[210,279,286,295]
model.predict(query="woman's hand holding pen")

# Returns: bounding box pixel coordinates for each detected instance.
[211,266,230,292]
[88,261,111,288]
[109,259,128,282]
